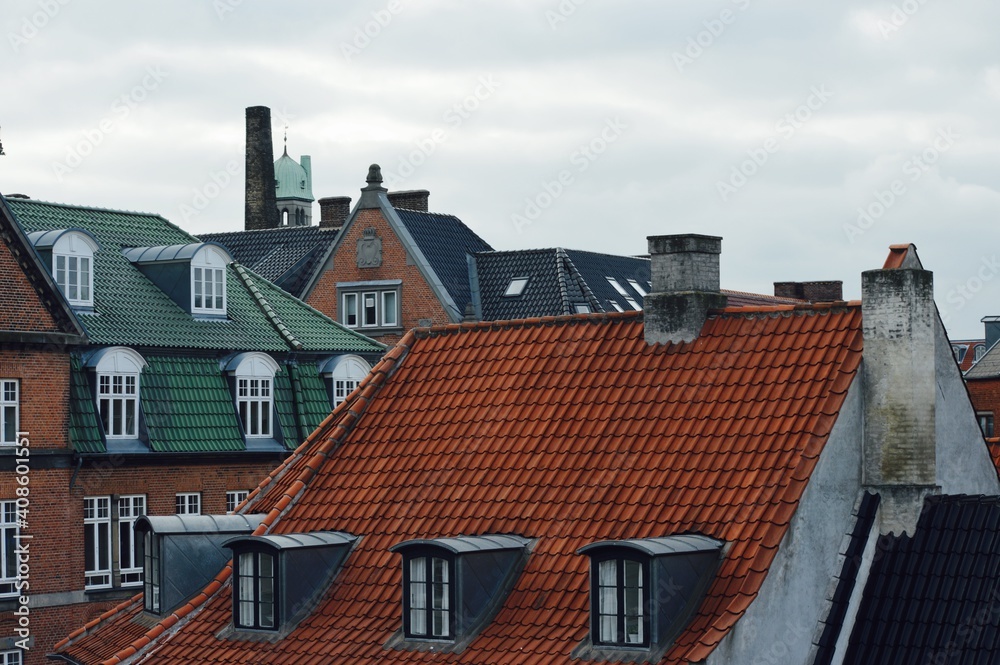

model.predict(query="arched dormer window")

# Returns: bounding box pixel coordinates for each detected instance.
[27,228,100,308]
[576,535,724,659]
[191,245,229,316]
[390,535,531,650]
[319,355,373,407]
[86,347,146,440]
[225,353,280,439]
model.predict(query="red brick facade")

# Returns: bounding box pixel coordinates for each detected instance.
[307,208,451,346]
[967,378,1000,427]
[0,238,60,334]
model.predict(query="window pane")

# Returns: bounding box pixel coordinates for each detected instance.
[3,407,14,444]
[409,557,427,635]
[261,403,270,436]
[68,256,78,300]
[382,291,397,326]
[598,560,618,643]
[344,294,358,326]
[112,400,123,436]
[81,257,91,301]
[238,552,255,626]
[98,522,109,570]
[259,553,275,628]
[56,255,66,292]
[624,560,643,644]
[363,293,377,326]
[194,267,203,308]
[125,399,136,435]
[214,269,224,309]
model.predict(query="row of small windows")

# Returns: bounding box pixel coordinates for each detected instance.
[81,349,371,443]
[342,290,399,329]
[953,343,987,365]
[28,230,233,316]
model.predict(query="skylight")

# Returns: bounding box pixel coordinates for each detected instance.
[608,301,624,313]
[574,304,592,314]
[627,279,648,297]
[504,277,529,297]
[606,278,641,311]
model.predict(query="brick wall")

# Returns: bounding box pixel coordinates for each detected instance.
[0,239,59,333]
[967,378,1000,419]
[307,208,451,344]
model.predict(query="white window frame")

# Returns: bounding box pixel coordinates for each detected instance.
[339,284,401,330]
[91,348,145,441]
[84,496,112,589]
[0,502,20,597]
[0,650,22,665]
[343,292,359,327]
[175,492,201,515]
[503,277,530,297]
[627,279,648,297]
[227,490,249,514]
[0,380,18,446]
[227,353,279,440]
[117,495,146,586]
[321,355,373,408]
[606,277,641,311]
[191,245,229,315]
[51,231,98,308]
[975,344,987,362]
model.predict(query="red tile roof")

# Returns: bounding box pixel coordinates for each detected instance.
[58,305,864,665]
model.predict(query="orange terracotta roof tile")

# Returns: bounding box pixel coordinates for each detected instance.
[58,306,864,665]
[882,243,914,269]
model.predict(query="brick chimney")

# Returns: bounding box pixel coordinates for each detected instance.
[644,234,728,345]
[387,189,430,212]
[862,268,938,534]
[318,196,351,229]
[773,280,843,302]
[244,106,280,231]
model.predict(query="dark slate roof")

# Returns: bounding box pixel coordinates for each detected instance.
[839,494,1000,664]
[471,248,803,321]
[813,492,881,665]
[200,226,337,299]
[6,198,380,354]
[393,208,492,315]
[963,341,1000,379]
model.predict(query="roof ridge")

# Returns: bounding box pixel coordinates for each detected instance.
[414,310,642,339]
[4,196,164,219]
[716,301,861,316]
[85,333,419,665]
[231,264,303,351]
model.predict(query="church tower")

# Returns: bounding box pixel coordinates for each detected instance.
[274,130,315,227]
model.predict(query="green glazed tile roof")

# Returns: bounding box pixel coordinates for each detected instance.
[140,356,245,453]
[6,198,381,354]
[69,356,105,454]
[273,363,332,449]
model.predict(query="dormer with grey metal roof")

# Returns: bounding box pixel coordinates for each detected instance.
[124,242,233,319]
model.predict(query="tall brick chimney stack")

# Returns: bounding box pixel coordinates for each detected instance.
[643,234,728,345]
[862,268,938,535]
[318,196,352,229]
[245,106,280,231]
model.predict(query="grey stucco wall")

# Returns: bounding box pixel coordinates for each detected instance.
[707,377,864,665]
[933,316,1000,494]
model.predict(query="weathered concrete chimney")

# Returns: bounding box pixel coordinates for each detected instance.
[773,280,843,302]
[862,268,938,534]
[644,234,728,345]
[387,189,430,212]
[244,106,280,231]
[357,164,387,209]
[318,196,352,229]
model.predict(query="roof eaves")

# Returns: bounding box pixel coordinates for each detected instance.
[383,196,463,322]
[0,194,88,341]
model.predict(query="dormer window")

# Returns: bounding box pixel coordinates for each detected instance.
[124,242,232,318]
[224,353,280,442]
[389,535,531,650]
[319,355,373,408]
[576,535,724,660]
[85,347,146,441]
[26,228,100,309]
[224,531,357,635]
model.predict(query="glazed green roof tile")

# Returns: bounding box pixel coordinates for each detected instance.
[272,364,332,449]
[140,356,245,453]
[69,356,105,454]
[5,198,381,353]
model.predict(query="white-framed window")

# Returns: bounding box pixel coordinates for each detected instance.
[321,355,373,408]
[0,650,22,665]
[339,283,401,330]
[48,230,98,308]
[607,300,625,313]
[227,353,280,440]
[90,348,146,440]
[0,381,17,446]
[191,245,229,315]
[84,496,112,589]
[627,279,648,297]
[117,495,146,586]
[98,373,138,438]
[975,344,987,362]
[382,291,398,327]
[343,293,358,327]
[238,377,272,437]
[0,502,20,597]
[227,490,249,514]
[175,493,201,515]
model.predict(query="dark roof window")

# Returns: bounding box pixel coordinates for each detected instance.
[576,535,724,661]
[389,535,531,651]
[503,277,530,297]
[223,531,358,636]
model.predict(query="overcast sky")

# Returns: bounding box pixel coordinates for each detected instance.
[2,1,998,338]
